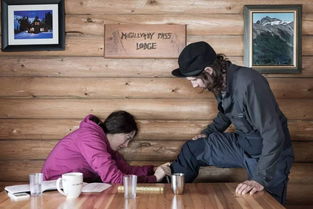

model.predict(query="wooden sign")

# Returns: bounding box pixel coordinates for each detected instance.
[104,24,186,58]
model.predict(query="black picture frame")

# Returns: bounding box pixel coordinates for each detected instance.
[244,5,302,73]
[1,0,65,51]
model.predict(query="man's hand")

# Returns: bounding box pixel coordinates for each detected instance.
[235,180,264,195]
[192,134,207,140]
[154,162,171,182]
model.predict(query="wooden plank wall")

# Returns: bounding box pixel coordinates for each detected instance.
[0,0,312,208]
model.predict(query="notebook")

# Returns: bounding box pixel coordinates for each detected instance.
[5,180,111,194]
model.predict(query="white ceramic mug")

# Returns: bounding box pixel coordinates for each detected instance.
[56,172,83,199]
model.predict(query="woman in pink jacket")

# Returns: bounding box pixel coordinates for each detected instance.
[42,110,170,183]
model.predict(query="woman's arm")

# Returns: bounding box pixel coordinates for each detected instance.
[77,132,156,183]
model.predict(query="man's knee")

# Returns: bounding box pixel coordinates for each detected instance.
[179,140,194,158]
[180,139,207,156]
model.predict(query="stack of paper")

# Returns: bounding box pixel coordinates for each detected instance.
[5,180,111,195]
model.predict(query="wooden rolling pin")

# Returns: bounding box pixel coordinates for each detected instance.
[117,186,164,193]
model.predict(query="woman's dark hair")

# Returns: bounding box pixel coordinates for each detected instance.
[99,110,138,135]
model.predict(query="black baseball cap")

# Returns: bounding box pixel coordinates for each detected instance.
[172,41,217,77]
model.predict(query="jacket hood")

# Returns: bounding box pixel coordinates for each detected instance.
[79,114,104,133]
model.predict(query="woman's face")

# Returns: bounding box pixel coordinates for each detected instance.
[107,130,136,151]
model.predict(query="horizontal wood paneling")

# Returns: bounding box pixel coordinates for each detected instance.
[1,56,313,78]
[0,99,312,120]
[65,0,313,14]
[0,140,58,160]
[0,119,80,140]
[286,183,313,205]
[267,78,313,99]
[0,160,43,181]
[0,119,312,141]
[66,14,313,36]
[287,120,313,141]
[0,98,215,120]
[1,35,313,57]
[0,77,202,99]
[287,205,313,209]
[0,35,104,57]
[293,142,313,162]
[196,164,313,185]
[0,140,311,162]
[68,14,243,36]
[0,56,181,77]
[0,77,312,99]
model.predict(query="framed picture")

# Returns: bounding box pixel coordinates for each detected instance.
[244,5,302,73]
[1,0,65,51]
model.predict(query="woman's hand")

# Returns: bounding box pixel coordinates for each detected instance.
[154,162,171,182]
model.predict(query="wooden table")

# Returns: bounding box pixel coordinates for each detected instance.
[0,183,285,209]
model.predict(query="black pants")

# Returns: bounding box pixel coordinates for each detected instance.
[170,132,293,205]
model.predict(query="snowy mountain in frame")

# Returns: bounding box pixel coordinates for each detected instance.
[252,14,294,66]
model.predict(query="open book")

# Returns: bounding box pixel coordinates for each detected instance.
[5,180,111,194]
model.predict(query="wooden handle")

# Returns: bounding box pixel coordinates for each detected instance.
[118,186,164,193]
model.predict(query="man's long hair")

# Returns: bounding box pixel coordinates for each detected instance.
[204,54,231,95]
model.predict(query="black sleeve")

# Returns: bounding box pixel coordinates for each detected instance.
[245,78,285,187]
[201,111,231,136]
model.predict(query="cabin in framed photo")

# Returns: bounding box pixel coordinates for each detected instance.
[244,5,302,73]
[1,0,65,51]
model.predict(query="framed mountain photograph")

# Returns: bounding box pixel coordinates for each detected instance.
[244,5,302,73]
[1,0,65,51]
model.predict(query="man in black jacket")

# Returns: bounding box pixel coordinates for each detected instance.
[170,41,294,204]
